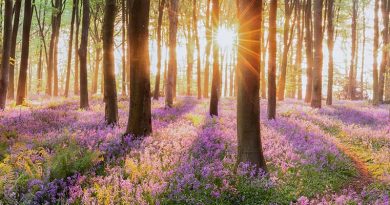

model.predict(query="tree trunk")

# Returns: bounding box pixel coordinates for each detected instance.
[126,0,152,137]
[237,0,267,171]
[74,0,81,95]
[311,0,323,108]
[91,47,101,95]
[360,5,366,100]
[186,17,194,96]
[297,2,304,100]
[348,0,358,100]
[153,0,165,100]
[194,0,201,99]
[8,0,22,100]
[0,0,13,109]
[261,6,267,99]
[304,0,313,103]
[65,0,77,98]
[79,0,90,109]
[209,0,220,116]
[203,0,211,98]
[373,0,380,105]
[121,0,127,96]
[103,0,118,124]
[16,0,33,105]
[379,0,389,103]
[166,0,179,108]
[326,0,334,105]
[268,0,277,119]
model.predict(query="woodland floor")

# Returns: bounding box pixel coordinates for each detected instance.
[0,96,389,204]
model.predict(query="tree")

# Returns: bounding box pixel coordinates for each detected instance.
[203,0,211,98]
[153,0,166,100]
[8,0,22,100]
[304,0,313,103]
[378,0,389,103]
[194,0,202,99]
[209,0,220,116]
[166,0,179,108]
[16,0,33,105]
[373,0,379,105]
[102,0,118,124]
[74,0,81,95]
[65,0,78,97]
[311,0,323,108]
[268,0,277,119]
[79,0,90,109]
[0,0,13,109]
[236,0,267,171]
[348,0,358,100]
[126,0,152,136]
[121,0,127,96]
[326,0,335,105]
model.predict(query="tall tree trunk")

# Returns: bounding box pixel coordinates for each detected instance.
[121,0,127,96]
[304,0,313,103]
[8,0,22,100]
[326,0,334,105]
[186,17,194,96]
[237,0,267,171]
[166,0,179,108]
[0,0,13,109]
[126,0,152,137]
[277,0,294,101]
[153,0,166,100]
[74,0,80,95]
[16,0,33,105]
[311,0,323,108]
[373,0,380,105]
[348,0,358,100]
[65,0,77,97]
[379,0,389,103]
[209,0,220,116]
[268,0,277,119]
[194,0,201,99]
[103,0,118,124]
[203,0,211,98]
[37,45,43,94]
[79,0,90,109]
[91,47,101,95]
[297,1,304,100]
[261,5,267,99]
[360,5,366,100]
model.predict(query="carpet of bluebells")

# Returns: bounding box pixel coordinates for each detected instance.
[0,97,389,204]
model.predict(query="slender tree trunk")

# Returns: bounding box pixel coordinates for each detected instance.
[153,0,166,100]
[0,0,13,109]
[194,0,201,99]
[373,0,380,105]
[186,18,194,96]
[360,5,366,100]
[304,0,313,103]
[79,0,90,109]
[261,6,267,99]
[237,0,267,171]
[229,54,234,97]
[326,0,334,105]
[297,2,304,100]
[121,0,127,96]
[379,0,389,103]
[74,0,80,95]
[311,0,323,108]
[209,0,220,116]
[37,45,43,94]
[103,0,118,124]
[16,0,33,105]
[126,0,152,137]
[65,0,77,97]
[166,0,179,108]
[268,0,277,119]
[8,0,22,100]
[91,47,101,95]
[348,0,358,100]
[203,0,211,98]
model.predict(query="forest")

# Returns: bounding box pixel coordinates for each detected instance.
[0,0,389,204]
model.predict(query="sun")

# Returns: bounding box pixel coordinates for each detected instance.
[216,27,236,49]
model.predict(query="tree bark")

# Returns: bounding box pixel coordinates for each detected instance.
[121,0,127,96]
[126,0,152,137]
[153,0,166,100]
[326,0,334,105]
[237,0,267,171]
[0,0,13,109]
[74,0,81,95]
[209,0,220,116]
[311,0,323,108]
[348,0,358,100]
[16,0,33,105]
[373,0,380,105]
[268,0,277,119]
[186,15,194,96]
[379,0,389,103]
[79,0,90,109]
[194,0,202,99]
[65,0,77,97]
[103,0,118,124]
[203,0,211,98]
[166,0,179,108]
[8,0,22,100]
[304,0,314,103]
